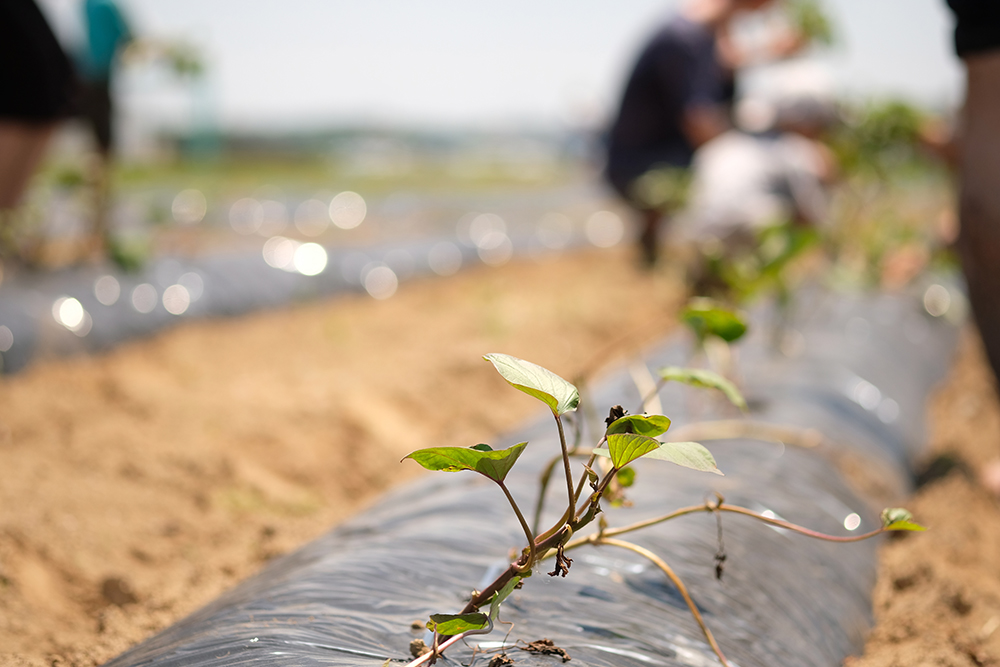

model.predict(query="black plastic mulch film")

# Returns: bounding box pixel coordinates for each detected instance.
[104,280,960,667]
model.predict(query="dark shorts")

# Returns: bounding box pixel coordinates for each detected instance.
[0,0,76,121]
[948,0,1000,56]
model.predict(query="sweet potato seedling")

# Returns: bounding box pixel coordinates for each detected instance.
[402,353,923,667]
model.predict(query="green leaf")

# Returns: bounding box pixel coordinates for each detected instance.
[489,576,521,621]
[642,441,723,475]
[604,433,662,468]
[606,414,672,438]
[595,440,723,476]
[615,467,636,488]
[657,366,747,411]
[403,442,528,483]
[426,613,489,635]
[470,443,493,452]
[880,507,926,532]
[682,300,748,343]
[484,353,579,416]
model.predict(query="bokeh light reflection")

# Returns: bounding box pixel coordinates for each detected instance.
[259,200,289,236]
[263,236,299,271]
[162,284,191,315]
[94,275,121,305]
[293,243,328,276]
[0,325,12,352]
[362,264,398,300]
[469,213,507,247]
[428,241,462,276]
[329,191,367,229]
[52,297,91,336]
[536,212,573,250]
[171,189,207,225]
[923,284,951,317]
[229,198,264,234]
[131,284,158,314]
[476,231,513,266]
[294,199,330,236]
[585,211,625,248]
[52,297,84,329]
[178,272,204,301]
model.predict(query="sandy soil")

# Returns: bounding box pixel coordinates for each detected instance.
[1,246,999,667]
[850,331,1000,667]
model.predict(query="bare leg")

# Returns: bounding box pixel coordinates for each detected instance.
[955,51,1000,494]
[957,52,1000,389]
[0,121,55,208]
[0,121,56,261]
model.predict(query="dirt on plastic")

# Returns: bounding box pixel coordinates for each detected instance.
[1,246,999,667]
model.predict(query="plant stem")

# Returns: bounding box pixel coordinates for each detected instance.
[592,537,732,667]
[401,621,493,667]
[498,481,536,568]
[563,501,885,549]
[554,414,576,522]
[531,455,561,536]
[572,451,599,503]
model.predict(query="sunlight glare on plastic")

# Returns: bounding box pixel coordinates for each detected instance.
[294,243,328,276]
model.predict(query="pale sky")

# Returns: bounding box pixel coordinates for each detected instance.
[38,0,964,132]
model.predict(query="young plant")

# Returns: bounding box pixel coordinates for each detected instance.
[402,354,923,667]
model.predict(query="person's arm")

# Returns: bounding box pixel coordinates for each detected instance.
[683,105,729,148]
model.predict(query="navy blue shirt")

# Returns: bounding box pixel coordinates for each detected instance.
[606,17,726,186]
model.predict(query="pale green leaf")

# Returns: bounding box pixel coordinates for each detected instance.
[595,440,723,475]
[657,366,747,411]
[489,576,521,621]
[427,613,489,635]
[642,441,723,475]
[484,353,579,416]
[880,507,926,532]
[606,414,672,438]
[403,442,527,483]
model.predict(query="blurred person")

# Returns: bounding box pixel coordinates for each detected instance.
[682,90,836,243]
[675,81,837,296]
[945,1,1000,494]
[603,0,806,266]
[76,0,133,261]
[0,0,76,267]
